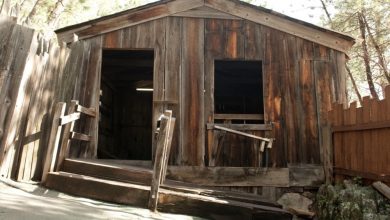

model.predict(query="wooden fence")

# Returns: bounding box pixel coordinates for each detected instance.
[328,85,390,183]
[0,16,70,182]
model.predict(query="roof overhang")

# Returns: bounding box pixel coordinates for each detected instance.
[55,0,355,54]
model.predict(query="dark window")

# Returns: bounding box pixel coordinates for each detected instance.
[214,60,263,115]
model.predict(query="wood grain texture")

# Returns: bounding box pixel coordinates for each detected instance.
[181,18,205,166]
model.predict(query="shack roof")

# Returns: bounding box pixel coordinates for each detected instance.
[55,0,355,53]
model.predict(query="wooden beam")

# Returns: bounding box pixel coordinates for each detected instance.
[334,167,390,182]
[70,132,91,142]
[56,0,204,43]
[166,166,289,187]
[41,102,66,183]
[171,6,241,20]
[206,123,272,131]
[214,114,264,120]
[205,0,354,54]
[212,125,272,142]
[373,181,390,200]
[332,120,390,132]
[59,112,80,126]
[76,105,97,117]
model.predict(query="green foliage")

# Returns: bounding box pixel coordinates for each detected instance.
[315,182,390,220]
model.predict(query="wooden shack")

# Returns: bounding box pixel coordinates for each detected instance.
[0,0,355,213]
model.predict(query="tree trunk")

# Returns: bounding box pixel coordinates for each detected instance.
[358,12,379,99]
[362,13,390,84]
[22,0,42,25]
[0,0,11,15]
[47,0,69,29]
[319,0,332,25]
[346,65,363,105]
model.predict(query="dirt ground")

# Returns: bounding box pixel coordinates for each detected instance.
[0,179,204,220]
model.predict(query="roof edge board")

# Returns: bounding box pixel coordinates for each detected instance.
[56,0,205,43]
[205,0,354,54]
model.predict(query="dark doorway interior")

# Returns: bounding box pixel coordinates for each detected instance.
[214,60,263,116]
[98,49,154,160]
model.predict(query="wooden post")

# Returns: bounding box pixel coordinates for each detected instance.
[41,102,66,183]
[148,110,175,212]
[56,100,78,171]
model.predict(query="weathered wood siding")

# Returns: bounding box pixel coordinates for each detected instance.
[0,17,70,181]
[67,16,347,167]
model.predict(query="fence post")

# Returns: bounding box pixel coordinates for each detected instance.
[41,102,66,183]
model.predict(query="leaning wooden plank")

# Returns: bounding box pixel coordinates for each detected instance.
[76,104,97,117]
[162,118,176,183]
[213,125,272,142]
[206,123,273,131]
[166,166,289,187]
[148,111,173,212]
[373,181,390,200]
[41,102,66,183]
[56,100,78,171]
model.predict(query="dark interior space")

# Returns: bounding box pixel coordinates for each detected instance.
[98,49,154,160]
[214,60,263,119]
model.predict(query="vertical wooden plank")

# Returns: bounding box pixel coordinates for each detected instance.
[181,18,204,166]
[165,17,182,165]
[224,20,245,59]
[0,26,38,178]
[362,97,371,175]
[205,19,225,166]
[370,99,379,174]
[148,111,174,212]
[41,102,66,183]
[103,30,122,48]
[348,102,358,171]
[355,105,364,172]
[78,36,102,158]
[385,86,390,174]
[56,100,78,171]
[152,18,166,161]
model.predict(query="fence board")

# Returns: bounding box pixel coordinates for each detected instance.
[330,87,390,183]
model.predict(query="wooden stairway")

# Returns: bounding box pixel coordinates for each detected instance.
[41,104,292,219]
[45,158,292,220]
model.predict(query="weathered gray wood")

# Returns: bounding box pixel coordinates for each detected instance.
[0,24,38,178]
[56,100,78,171]
[214,114,264,120]
[70,132,91,142]
[213,125,272,142]
[207,123,272,131]
[288,164,325,187]
[59,112,81,126]
[166,166,289,187]
[148,110,174,212]
[76,105,97,117]
[172,6,241,20]
[373,181,390,200]
[41,102,66,183]
[204,0,354,54]
[56,0,204,43]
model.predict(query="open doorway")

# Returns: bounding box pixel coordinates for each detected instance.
[98,49,154,160]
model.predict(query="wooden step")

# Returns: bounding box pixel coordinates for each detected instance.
[45,172,292,220]
[63,159,282,209]
[62,159,152,185]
